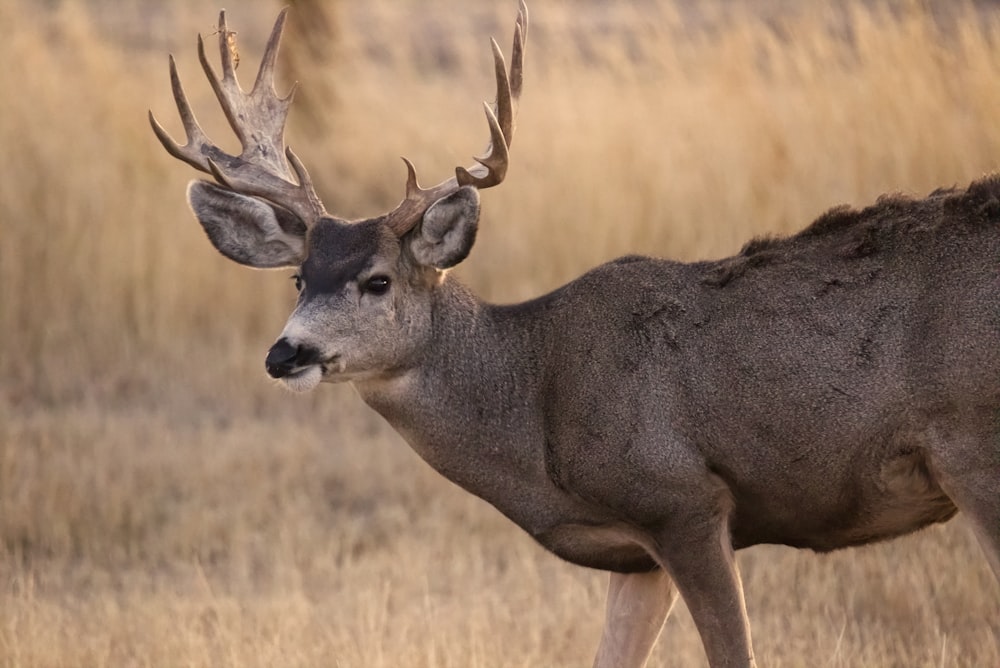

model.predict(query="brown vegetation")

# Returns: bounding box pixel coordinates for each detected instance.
[1,1,998,665]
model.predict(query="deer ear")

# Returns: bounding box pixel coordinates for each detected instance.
[186,180,307,269]
[408,186,481,269]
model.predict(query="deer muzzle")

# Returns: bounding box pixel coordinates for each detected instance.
[265,337,322,378]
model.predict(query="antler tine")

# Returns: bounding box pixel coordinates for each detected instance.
[511,1,528,109]
[149,9,328,227]
[216,11,237,88]
[253,8,290,98]
[385,2,528,237]
[196,10,292,179]
[455,39,513,189]
[149,55,213,174]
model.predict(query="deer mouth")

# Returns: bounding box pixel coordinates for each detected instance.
[281,364,323,392]
[281,356,343,393]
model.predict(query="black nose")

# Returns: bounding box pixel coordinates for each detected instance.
[265,338,319,378]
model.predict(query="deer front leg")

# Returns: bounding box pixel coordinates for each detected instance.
[657,510,756,668]
[593,568,678,668]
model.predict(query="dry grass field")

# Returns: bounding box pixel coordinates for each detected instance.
[2,0,1000,665]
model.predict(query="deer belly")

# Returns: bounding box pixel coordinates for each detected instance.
[531,522,659,573]
[728,448,959,551]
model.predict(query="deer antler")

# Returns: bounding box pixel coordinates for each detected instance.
[151,3,527,236]
[149,9,329,227]
[384,0,528,237]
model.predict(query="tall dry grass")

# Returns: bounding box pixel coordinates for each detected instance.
[2,0,1000,665]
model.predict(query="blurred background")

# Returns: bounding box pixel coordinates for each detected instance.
[2,0,1000,665]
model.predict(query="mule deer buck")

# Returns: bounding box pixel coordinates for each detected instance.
[150,4,1000,666]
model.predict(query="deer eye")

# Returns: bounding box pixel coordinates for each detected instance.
[363,275,391,296]
[291,274,303,292]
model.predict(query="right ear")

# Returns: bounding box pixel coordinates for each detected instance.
[186,180,307,269]
[407,186,481,269]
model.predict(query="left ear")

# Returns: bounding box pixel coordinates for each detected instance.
[407,186,480,269]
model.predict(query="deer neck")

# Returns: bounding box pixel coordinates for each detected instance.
[354,277,548,500]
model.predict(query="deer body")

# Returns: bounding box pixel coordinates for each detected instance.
[360,183,996,564]
[151,6,1000,667]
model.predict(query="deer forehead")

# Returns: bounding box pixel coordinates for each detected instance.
[301,217,399,294]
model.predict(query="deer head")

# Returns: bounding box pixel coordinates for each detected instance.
[150,4,527,391]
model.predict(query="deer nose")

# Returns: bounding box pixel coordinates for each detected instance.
[265,338,299,378]
[265,338,319,378]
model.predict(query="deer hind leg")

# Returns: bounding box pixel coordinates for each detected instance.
[930,434,1000,585]
[593,568,678,668]
[947,476,1000,585]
